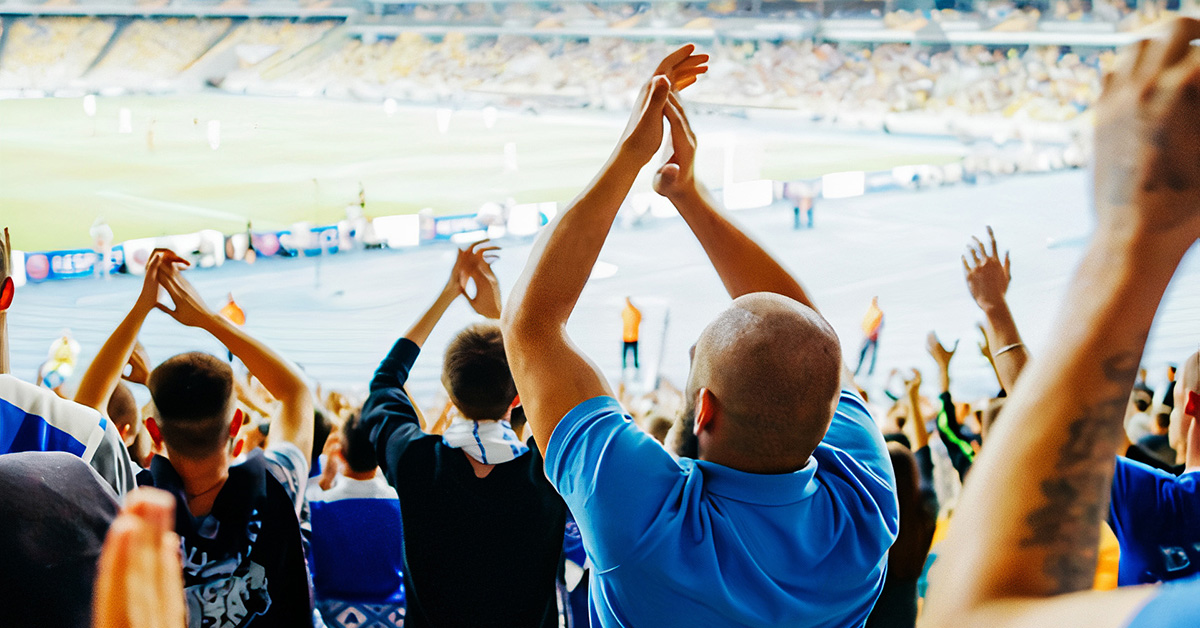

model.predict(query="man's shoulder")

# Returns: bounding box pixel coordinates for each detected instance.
[1115,455,1175,485]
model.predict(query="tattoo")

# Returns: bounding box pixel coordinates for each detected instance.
[1018,351,1137,594]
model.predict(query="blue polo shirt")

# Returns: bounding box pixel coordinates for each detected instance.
[546,391,898,628]
[1110,457,1200,585]
[1125,576,1200,627]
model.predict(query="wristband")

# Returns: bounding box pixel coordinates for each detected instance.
[994,343,1024,357]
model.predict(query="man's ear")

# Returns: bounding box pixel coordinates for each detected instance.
[694,388,718,435]
[229,409,244,439]
[145,417,163,448]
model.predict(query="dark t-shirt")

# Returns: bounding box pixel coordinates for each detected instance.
[362,338,567,628]
[1135,434,1176,467]
[1125,443,1184,476]
[0,451,119,628]
[150,445,313,627]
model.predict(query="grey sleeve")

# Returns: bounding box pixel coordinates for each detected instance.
[89,419,138,497]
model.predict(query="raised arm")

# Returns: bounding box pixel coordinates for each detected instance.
[76,250,186,413]
[156,265,315,463]
[361,241,501,471]
[928,332,974,480]
[922,19,1200,628]
[502,47,708,452]
[655,93,814,309]
[652,93,858,387]
[964,226,1029,393]
[406,241,501,348]
[904,370,931,451]
[0,228,11,375]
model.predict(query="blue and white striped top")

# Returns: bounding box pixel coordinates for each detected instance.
[0,374,136,495]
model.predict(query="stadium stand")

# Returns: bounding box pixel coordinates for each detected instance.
[0,16,115,90]
[0,1,1164,121]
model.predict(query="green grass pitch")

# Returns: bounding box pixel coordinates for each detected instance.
[0,93,960,252]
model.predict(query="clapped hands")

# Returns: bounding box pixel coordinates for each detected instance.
[131,247,220,330]
[449,239,503,319]
[617,45,708,171]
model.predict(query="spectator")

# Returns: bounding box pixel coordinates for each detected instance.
[927,332,977,482]
[866,371,938,628]
[1108,349,1200,586]
[309,411,406,627]
[1126,381,1156,443]
[106,382,142,457]
[362,241,568,628]
[83,248,315,627]
[1134,404,1175,466]
[1,373,138,496]
[922,18,1200,628]
[0,451,119,628]
[502,46,897,627]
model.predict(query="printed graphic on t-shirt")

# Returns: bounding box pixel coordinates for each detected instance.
[1154,544,1200,579]
[182,508,271,627]
[180,446,309,628]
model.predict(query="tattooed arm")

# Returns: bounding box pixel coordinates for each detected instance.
[921,18,1200,628]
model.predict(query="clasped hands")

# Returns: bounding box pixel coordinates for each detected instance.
[616,45,710,201]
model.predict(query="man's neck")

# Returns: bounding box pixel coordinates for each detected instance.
[463,451,495,478]
[343,469,377,481]
[167,449,231,517]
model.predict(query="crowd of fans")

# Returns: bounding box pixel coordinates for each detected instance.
[0,9,1142,123]
[259,35,1109,123]
[0,16,115,89]
[87,18,235,90]
[4,19,1200,628]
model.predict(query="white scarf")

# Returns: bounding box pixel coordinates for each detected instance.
[441,417,528,465]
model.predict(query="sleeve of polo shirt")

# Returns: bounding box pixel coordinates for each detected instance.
[820,390,895,489]
[361,338,425,487]
[545,395,687,570]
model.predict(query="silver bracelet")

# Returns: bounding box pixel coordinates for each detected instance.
[994,343,1024,357]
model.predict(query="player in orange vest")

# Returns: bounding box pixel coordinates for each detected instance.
[622,297,642,371]
[855,297,883,377]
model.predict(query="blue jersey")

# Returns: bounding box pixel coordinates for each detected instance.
[0,374,135,495]
[1109,457,1200,585]
[309,476,406,605]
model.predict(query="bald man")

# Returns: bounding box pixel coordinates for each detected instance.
[502,49,897,628]
[1108,350,1200,586]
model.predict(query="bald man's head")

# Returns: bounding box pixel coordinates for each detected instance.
[681,293,843,473]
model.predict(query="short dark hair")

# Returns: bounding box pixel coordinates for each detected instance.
[107,382,139,437]
[340,410,376,473]
[147,352,234,459]
[313,407,334,464]
[443,323,517,421]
